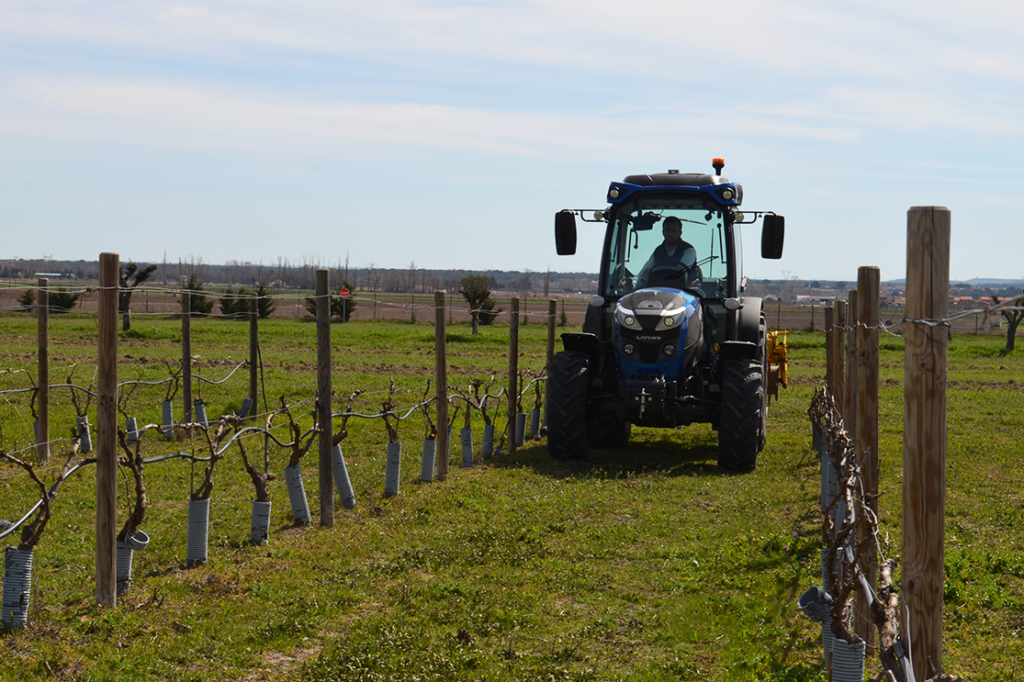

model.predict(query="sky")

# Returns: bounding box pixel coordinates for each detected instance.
[2,1,1024,282]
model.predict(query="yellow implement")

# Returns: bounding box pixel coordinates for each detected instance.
[766,331,789,402]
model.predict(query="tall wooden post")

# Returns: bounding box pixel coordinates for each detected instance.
[854,266,880,649]
[544,299,556,428]
[435,291,449,480]
[181,291,192,425]
[249,296,259,416]
[833,300,847,419]
[316,270,334,526]
[36,278,49,463]
[508,297,520,455]
[903,207,950,679]
[96,253,119,608]
[825,307,835,393]
[845,290,858,442]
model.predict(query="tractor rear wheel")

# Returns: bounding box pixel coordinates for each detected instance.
[547,351,590,460]
[717,358,765,472]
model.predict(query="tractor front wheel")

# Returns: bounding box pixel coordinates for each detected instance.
[547,351,590,460]
[717,358,765,472]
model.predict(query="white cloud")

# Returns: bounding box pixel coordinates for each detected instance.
[1,78,876,160]
[2,1,1021,85]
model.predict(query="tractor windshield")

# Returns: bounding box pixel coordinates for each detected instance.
[604,196,731,299]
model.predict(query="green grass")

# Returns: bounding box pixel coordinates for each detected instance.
[0,320,1022,680]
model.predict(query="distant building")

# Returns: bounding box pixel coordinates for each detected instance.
[951,296,975,307]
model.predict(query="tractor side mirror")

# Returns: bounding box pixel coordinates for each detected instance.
[761,214,785,259]
[555,210,577,255]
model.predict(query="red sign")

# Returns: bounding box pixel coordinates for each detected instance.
[339,288,350,298]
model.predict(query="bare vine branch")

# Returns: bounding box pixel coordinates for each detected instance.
[0,443,79,550]
[188,417,237,500]
[280,396,318,467]
[116,428,147,541]
[238,436,273,503]
[381,379,399,443]
[335,389,366,445]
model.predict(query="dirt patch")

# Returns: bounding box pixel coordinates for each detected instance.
[239,642,322,682]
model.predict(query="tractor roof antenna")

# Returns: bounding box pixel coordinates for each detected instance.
[712,158,725,176]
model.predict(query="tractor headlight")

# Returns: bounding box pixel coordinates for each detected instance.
[623,343,635,355]
[616,310,642,330]
[655,311,685,332]
[663,344,676,356]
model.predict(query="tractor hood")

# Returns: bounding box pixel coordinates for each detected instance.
[614,288,703,382]
[617,288,697,318]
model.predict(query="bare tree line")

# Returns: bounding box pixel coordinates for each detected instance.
[1,256,598,295]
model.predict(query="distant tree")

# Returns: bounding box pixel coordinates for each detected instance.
[305,280,356,322]
[479,299,501,326]
[255,283,275,319]
[17,289,35,311]
[47,287,82,313]
[219,286,250,318]
[119,261,159,332]
[18,286,80,313]
[993,293,1024,353]
[460,275,502,335]
[508,271,533,298]
[184,274,214,316]
[219,283,275,319]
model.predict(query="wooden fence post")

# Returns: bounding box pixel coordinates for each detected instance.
[181,291,192,425]
[316,269,334,527]
[854,265,880,649]
[825,307,835,393]
[845,289,858,443]
[508,297,520,455]
[903,206,950,679]
[37,278,49,463]
[833,300,847,419]
[544,299,556,428]
[250,296,259,416]
[96,253,119,608]
[435,291,449,480]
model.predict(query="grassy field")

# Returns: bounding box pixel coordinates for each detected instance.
[0,314,1022,681]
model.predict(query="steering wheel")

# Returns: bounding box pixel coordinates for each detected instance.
[646,263,699,289]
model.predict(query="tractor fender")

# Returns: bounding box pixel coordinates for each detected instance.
[560,332,603,371]
[719,340,758,362]
[737,297,764,345]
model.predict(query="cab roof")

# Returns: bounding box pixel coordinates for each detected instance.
[607,171,742,207]
[622,172,729,187]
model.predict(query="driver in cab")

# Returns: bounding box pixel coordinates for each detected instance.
[636,216,697,288]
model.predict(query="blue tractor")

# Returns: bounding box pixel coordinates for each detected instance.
[548,159,785,470]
